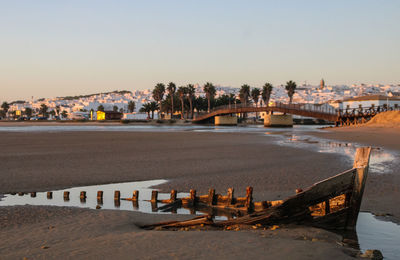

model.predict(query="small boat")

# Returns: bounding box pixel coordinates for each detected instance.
[143,147,371,231]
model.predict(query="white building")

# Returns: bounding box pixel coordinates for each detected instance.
[341,95,400,110]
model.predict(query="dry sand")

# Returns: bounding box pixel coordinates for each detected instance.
[0,129,397,259]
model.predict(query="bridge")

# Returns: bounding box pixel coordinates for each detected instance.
[193,102,338,123]
[192,102,399,126]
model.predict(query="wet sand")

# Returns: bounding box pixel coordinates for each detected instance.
[0,206,356,260]
[0,130,398,259]
[309,126,400,222]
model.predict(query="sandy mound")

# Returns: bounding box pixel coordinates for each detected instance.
[366,111,400,127]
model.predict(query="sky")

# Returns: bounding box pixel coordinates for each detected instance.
[1,0,399,102]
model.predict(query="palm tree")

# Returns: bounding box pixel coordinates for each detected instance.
[39,104,48,117]
[24,107,33,118]
[61,110,68,119]
[203,82,216,113]
[152,83,165,118]
[97,105,105,112]
[285,80,297,104]
[193,96,207,116]
[239,85,251,106]
[239,85,250,119]
[1,102,9,113]
[167,82,176,116]
[149,101,159,119]
[49,110,56,118]
[251,88,261,119]
[262,83,273,107]
[139,103,152,119]
[128,101,136,113]
[55,105,61,117]
[186,84,195,119]
[251,88,260,107]
[177,86,187,119]
[1,102,9,118]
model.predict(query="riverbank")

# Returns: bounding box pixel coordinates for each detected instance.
[0,130,396,259]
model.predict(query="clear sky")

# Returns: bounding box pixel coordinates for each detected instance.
[1,0,399,102]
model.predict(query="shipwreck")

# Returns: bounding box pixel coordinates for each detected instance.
[142,147,372,231]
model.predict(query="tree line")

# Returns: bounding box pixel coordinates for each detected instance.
[140,81,296,119]
[1,81,297,120]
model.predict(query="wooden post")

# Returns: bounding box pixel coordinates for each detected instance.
[97,191,103,204]
[132,190,139,201]
[132,200,138,209]
[346,147,371,229]
[170,190,177,202]
[190,189,196,206]
[114,190,120,201]
[151,201,157,212]
[208,188,215,206]
[47,192,53,199]
[245,186,253,210]
[114,199,120,207]
[151,190,158,202]
[80,191,86,199]
[324,200,330,215]
[227,188,234,205]
[30,192,36,197]
[63,191,70,201]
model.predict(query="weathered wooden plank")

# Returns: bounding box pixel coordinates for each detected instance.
[170,190,177,202]
[346,147,371,229]
[151,190,158,202]
[132,190,139,201]
[279,168,356,213]
[208,189,215,206]
[227,188,234,205]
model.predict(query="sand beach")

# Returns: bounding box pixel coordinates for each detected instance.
[0,126,399,259]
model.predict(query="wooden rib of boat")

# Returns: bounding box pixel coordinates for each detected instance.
[143,147,371,231]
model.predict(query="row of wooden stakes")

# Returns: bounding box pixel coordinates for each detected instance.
[12,187,285,214]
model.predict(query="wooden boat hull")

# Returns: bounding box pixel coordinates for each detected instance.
[143,147,372,231]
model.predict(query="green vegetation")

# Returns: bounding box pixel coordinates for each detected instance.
[285,80,297,104]
[167,82,176,115]
[128,101,136,113]
[97,105,105,112]
[39,104,48,117]
[177,86,187,119]
[262,83,273,107]
[152,83,165,118]
[203,82,216,113]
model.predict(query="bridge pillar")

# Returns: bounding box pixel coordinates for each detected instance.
[264,114,293,127]
[215,116,238,126]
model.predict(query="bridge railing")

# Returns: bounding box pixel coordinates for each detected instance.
[338,104,400,117]
[197,102,338,116]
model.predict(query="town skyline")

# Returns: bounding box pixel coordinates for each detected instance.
[2,80,400,103]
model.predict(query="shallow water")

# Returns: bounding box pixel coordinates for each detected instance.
[1,179,399,259]
[270,132,398,174]
[356,212,400,260]
[0,124,320,133]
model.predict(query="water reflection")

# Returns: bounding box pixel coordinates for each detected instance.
[354,212,400,260]
[272,133,398,174]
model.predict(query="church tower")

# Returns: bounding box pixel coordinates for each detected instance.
[320,79,325,89]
